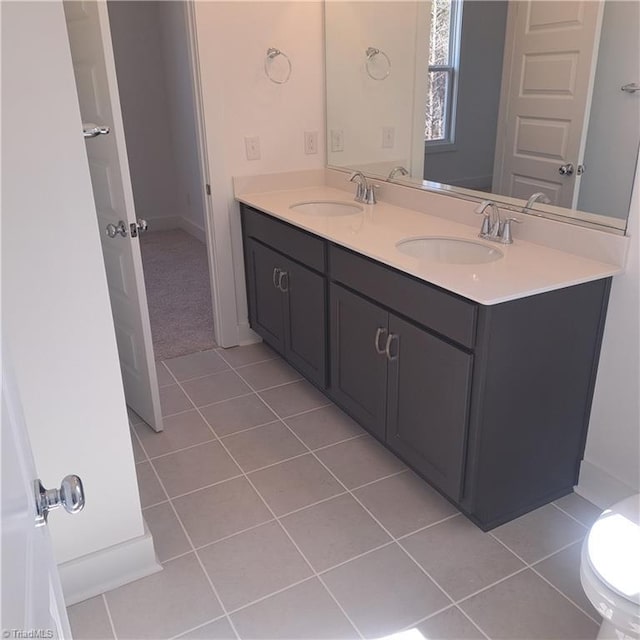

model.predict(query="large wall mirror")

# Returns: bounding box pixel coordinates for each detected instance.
[325,0,639,233]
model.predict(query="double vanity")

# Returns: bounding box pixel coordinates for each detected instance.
[235,171,626,530]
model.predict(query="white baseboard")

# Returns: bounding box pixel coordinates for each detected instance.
[237,323,261,346]
[145,215,206,243]
[576,460,637,509]
[59,522,161,606]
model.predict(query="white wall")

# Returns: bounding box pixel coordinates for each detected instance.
[2,0,146,572]
[325,1,425,179]
[194,1,325,346]
[107,1,181,224]
[579,155,640,506]
[157,1,206,236]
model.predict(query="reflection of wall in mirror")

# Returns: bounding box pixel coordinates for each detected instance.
[578,1,640,222]
[325,1,429,179]
[423,1,508,191]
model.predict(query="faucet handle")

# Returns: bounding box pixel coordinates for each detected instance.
[364,183,379,205]
[474,200,493,236]
[501,217,522,244]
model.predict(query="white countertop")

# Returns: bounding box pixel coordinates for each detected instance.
[236,185,622,305]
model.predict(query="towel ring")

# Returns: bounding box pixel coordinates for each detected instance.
[265,48,292,84]
[365,47,391,81]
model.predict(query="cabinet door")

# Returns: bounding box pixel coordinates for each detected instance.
[282,258,327,388]
[329,284,388,440]
[245,239,285,353]
[386,314,472,500]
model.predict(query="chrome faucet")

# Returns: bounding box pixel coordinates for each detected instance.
[348,171,378,204]
[524,192,551,212]
[387,166,409,180]
[474,200,522,244]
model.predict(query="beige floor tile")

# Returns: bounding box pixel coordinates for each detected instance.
[176,617,236,639]
[248,454,344,516]
[105,554,223,640]
[218,342,277,368]
[182,370,251,407]
[130,430,146,463]
[354,471,458,538]
[322,543,449,638]
[534,541,598,618]
[415,607,485,640]
[67,595,114,640]
[554,493,603,527]
[459,569,598,639]
[173,477,272,547]
[198,521,313,611]
[136,461,166,508]
[134,410,214,458]
[259,380,330,418]
[165,350,230,382]
[222,421,307,472]
[200,395,277,437]
[160,385,193,416]
[285,405,365,450]
[143,502,190,563]
[236,358,302,391]
[230,578,359,639]
[156,363,176,387]
[281,494,391,572]
[152,440,240,498]
[492,504,587,563]
[315,436,406,489]
[402,515,525,600]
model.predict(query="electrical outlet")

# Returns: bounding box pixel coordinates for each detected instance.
[330,129,344,152]
[245,136,261,161]
[382,126,395,149]
[304,131,318,155]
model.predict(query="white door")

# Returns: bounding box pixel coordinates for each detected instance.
[493,1,604,208]
[63,0,163,431]
[1,350,72,639]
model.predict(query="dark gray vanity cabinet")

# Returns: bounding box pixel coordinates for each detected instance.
[241,210,327,388]
[240,204,612,530]
[331,282,473,500]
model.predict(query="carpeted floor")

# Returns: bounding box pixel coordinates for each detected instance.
[140,229,216,361]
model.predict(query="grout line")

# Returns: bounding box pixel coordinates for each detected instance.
[275,490,351,518]
[168,613,230,640]
[133,418,241,640]
[141,497,170,511]
[130,422,149,464]
[146,437,219,461]
[550,500,592,529]
[153,473,246,503]
[101,593,119,640]
[394,512,462,541]
[216,417,282,439]
[192,518,278,552]
[348,468,409,491]
[246,376,304,393]
[215,351,280,370]
[191,363,366,639]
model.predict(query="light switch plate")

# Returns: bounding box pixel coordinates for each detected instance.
[304,131,318,155]
[330,129,344,152]
[245,136,261,161]
[382,126,395,149]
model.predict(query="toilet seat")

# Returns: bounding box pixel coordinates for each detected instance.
[581,494,640,638]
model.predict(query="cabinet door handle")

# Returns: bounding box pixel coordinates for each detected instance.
[384,333,399,361]
[278,271,289,293]
[272,267,282,290]
[374,327,387,354]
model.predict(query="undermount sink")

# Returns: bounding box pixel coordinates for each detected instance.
[289,200,364,216]
[396,237,504,264]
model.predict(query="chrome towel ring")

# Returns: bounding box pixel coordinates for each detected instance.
[265,47,292,84]
[366,47,391,81]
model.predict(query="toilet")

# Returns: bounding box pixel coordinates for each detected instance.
[580,494,640,639]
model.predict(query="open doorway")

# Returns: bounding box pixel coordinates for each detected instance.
[107,0,215,361]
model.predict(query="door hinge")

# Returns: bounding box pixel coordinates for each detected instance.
[206,184,211,196]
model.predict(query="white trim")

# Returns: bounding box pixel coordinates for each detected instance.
[237,322,261,346]
[185,1,240,348]
[59,522,161,606]
[576,460,637,510]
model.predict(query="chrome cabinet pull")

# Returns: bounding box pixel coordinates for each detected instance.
[384,334,399,361]
[374,327,387,354]
[272,267,281,289]
[278,271,289,293]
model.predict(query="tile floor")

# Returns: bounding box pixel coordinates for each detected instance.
[68,344,604,640]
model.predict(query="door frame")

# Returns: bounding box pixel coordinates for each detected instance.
[183,0,240,349]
